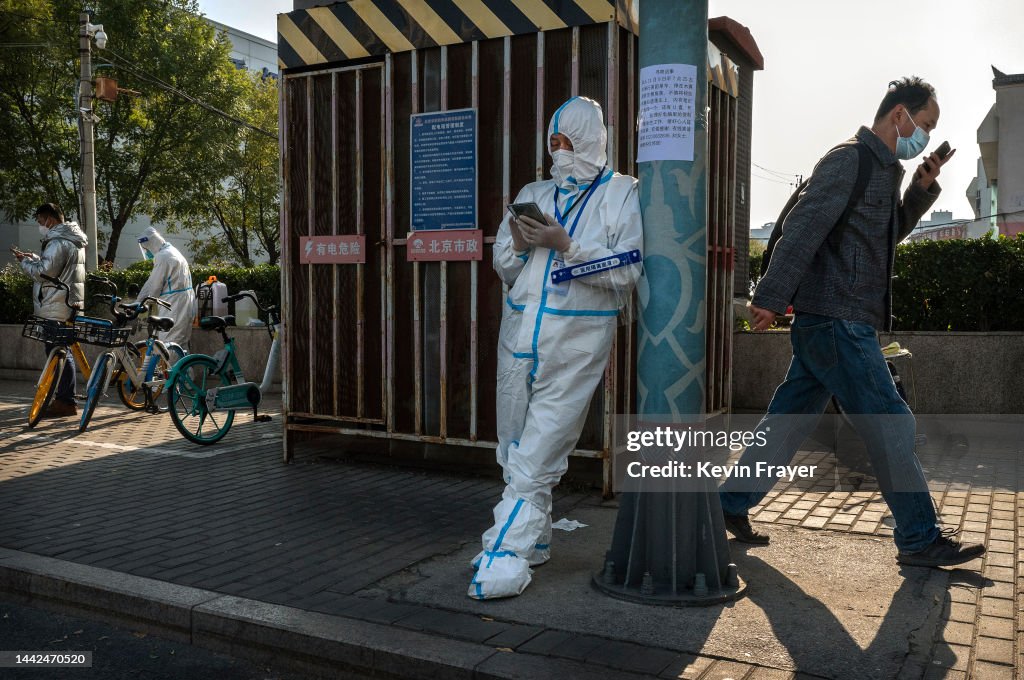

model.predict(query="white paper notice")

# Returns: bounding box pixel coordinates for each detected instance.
[637,63,697,162]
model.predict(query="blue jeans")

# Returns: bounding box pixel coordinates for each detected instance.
[720,313,939,553]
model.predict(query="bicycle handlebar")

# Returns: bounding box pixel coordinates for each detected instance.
[223,291,279,318]
[39,274,81,314]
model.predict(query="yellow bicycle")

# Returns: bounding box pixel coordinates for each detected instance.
[24,275,96,427]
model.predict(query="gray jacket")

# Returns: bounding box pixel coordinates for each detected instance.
[753,126,939,331]
[20,222,88,321]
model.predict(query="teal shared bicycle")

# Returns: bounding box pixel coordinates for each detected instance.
[164,291,281,444]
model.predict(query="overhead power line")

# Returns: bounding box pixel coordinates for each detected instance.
[100,48,276,140]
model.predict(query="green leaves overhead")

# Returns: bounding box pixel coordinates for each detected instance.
[0,0,277,266]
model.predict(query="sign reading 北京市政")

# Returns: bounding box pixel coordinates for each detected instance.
[409,109,481,261]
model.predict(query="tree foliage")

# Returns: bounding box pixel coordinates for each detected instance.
[0,0,253,263]
[163,73,280,266]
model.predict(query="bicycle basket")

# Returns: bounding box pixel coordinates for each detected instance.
[73,316,132,347]
[22,316,75,344]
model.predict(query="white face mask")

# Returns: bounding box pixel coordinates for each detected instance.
[39,225,49,238]
[551,149,575,183]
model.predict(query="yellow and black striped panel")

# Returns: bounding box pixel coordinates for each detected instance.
[278,0,617,70]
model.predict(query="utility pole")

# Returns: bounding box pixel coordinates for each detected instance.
[79,12,99,271]
[594,0,745,605]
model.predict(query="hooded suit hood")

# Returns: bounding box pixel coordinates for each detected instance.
[546,97,607,192]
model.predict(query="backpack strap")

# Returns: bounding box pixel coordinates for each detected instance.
[832,140,873,240]
[760,140,872,277]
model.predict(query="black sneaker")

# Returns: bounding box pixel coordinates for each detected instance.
[724,514,770,545]
[896,529,986,568]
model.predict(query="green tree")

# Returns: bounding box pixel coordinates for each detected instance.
[0,0,248,262]
[165,72,280,266]
[0,0,80,222]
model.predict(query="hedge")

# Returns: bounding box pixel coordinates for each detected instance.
[0,262,281,325]
[746,235,1024,331]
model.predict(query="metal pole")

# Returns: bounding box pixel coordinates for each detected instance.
[79,12,98,271]
[595,0,744,605]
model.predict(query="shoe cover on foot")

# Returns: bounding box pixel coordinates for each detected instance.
[468,552,532,599]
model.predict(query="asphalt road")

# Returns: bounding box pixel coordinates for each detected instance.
[0,596,344,680]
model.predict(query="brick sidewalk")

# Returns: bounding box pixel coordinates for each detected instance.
[1,381,1021,678]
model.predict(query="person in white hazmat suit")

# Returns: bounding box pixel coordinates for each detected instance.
[469,97,643,599]
[136,227,195,350]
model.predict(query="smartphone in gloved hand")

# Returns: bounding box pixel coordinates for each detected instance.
[507,202,547,224]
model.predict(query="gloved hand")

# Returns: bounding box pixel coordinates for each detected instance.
[519,214,572,253]
[509,217,529,251]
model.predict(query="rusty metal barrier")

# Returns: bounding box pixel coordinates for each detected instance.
[279,11,740,495]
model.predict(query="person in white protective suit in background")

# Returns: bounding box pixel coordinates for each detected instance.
[136,227,195,350]
[469,97,643,599]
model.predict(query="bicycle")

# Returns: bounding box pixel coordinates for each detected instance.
[23,274,97,427]
[165,291,281,445]
[86,276,186,414]
[78,276,180,432]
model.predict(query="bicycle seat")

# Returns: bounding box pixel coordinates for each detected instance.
[148,316,175,332]
[199,316,235,331]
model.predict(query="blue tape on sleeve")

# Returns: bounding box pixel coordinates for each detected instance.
[550,249,641,284]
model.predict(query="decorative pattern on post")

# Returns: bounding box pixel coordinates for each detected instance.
[594,0,746,605]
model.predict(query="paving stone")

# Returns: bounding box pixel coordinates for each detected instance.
[977,617,1015,640]
[483,624,545,650]
[659,653,715,679]
[975,636,1014,664]
[746,668,796,680]
[985,552,1015,568]
[983,562,1016,581]
[923,665,966,680]
[930,643,971,671]
[396,609,513,644]
[946,602,976,624]
[517,630,574,656]
[584,639,679,675]
[981,598,1016,619]
[939,621,974,646]
[968,661,1016,679]
[801,516,829,529]
[948,587,978,604]
[701,660,758,680]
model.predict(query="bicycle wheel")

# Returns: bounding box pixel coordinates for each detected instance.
[117,342,176,411]
[79,352,112,433]
[167,355,234,445]
[28,351,64,428]
[147,343,186,410]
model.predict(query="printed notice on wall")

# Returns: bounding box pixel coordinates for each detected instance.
[411,108,477,231]
[637,63,697,162]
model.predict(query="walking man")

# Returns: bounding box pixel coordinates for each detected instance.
[720,77,985,568]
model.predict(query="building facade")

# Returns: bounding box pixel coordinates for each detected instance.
[975,67,1024,238]
[905,209,990,243]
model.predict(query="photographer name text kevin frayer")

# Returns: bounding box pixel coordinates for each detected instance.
[626,460,818,481]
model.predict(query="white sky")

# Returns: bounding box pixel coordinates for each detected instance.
[198,0,1024,228]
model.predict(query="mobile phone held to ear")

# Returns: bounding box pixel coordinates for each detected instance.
[934,141,951,160]
[507,202,547,224]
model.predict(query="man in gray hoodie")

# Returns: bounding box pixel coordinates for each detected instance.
[15,203,88,417]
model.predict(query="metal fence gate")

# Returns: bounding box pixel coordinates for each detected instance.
[278,5,741,492]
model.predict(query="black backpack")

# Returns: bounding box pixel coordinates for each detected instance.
[760,140,873,277]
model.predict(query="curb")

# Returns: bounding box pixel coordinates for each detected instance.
[0,548,658,679]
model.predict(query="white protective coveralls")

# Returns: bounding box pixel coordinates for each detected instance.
[136,227,195,350]
[469,97,643,599]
